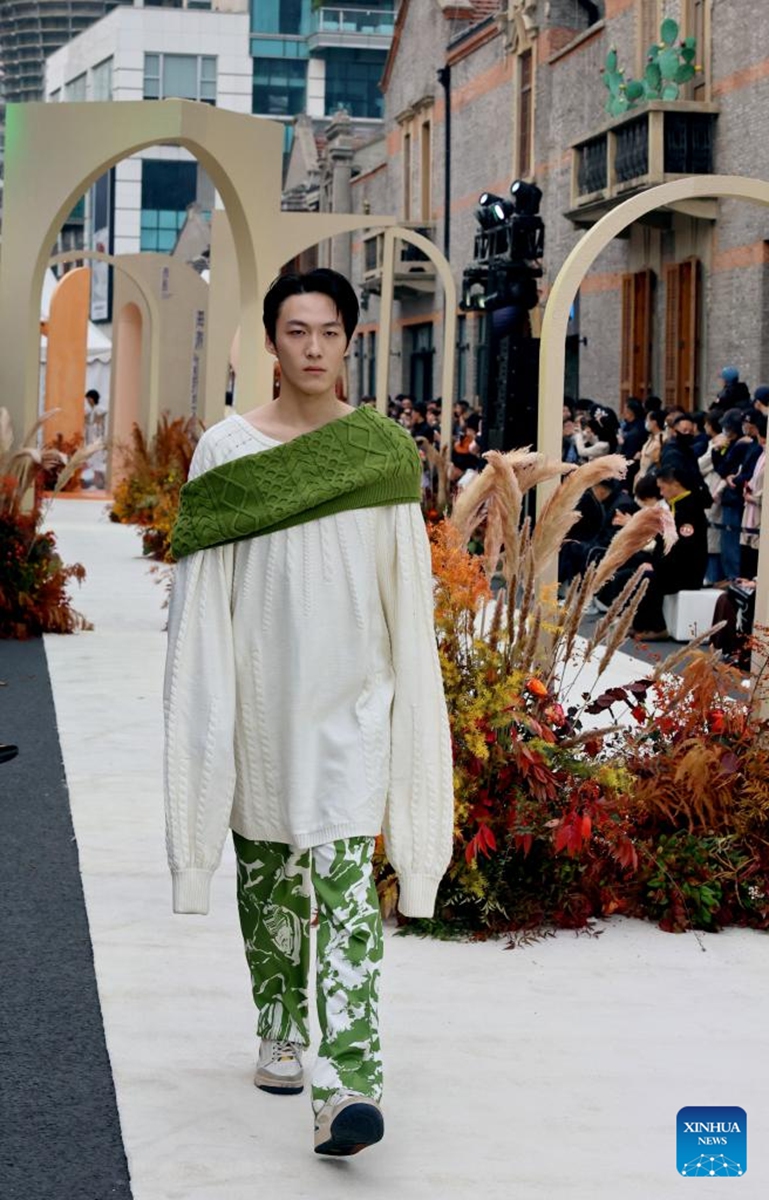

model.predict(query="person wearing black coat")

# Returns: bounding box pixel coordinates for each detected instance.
[632,465,708,640]
[710,408,755,578]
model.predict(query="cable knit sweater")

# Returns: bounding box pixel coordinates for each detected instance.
[163,412,454,920]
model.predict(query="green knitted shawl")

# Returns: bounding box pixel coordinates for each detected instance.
[170,405,422,560]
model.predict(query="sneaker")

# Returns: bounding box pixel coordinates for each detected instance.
[254,1039,304,1095]
[314,1095,384,1157]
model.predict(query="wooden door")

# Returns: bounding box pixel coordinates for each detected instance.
[620,268,655,404]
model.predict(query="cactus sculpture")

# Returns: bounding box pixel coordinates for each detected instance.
[601,18,701,116]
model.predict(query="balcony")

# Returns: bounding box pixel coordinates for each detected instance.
[307,6,395,53]
[566,102,719,227]
[362,222,437,297]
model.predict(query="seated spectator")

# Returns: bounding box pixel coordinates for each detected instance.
[596,474,662,608]
[709,579,756,669]
[559,478,631,585]
[638,408,665,477]
[631,464,708,641]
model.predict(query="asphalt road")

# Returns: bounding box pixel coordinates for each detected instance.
[0,637,133,1200]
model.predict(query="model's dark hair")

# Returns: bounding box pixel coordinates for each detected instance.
[262,268,359,345]
[86,388,100,402]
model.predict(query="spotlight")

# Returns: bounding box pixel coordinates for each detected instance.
[475,192,513,229]
[510,179,543,216]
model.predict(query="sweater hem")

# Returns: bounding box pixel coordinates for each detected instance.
[229,817,382,850]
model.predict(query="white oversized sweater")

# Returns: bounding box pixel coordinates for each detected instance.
[163,413,454,919]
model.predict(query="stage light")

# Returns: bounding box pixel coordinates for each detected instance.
[510,179,543,216]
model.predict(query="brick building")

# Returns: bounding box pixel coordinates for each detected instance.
[307,0,769,417]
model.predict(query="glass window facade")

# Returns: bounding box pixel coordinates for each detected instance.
[92,57,113,102]
[143,54,217,103]
[251,0,310,36]
[64,72,87,101]
[252,57,306,115]
[140,159,198,253]
[325,49,384,118]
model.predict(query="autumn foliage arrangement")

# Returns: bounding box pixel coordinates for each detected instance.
[374,447,769,939]
[0,407,98,638]
[110,414,203,562]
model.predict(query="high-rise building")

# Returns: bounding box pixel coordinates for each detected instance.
[0,2,134,104]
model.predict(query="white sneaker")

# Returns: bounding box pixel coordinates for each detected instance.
[314,1095,384,1156]
[254,1039,304,1095]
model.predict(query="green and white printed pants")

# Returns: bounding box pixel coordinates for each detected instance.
[233,832,384,1115]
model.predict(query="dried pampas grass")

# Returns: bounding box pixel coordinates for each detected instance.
[530,455,628,575]
[591,504,677,594]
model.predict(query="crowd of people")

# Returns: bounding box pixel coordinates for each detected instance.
[371,363,765,655]
[560,365,765,647]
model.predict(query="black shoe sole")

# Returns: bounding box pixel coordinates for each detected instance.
[256,1082,304,1095]
[315,1102,385,1157]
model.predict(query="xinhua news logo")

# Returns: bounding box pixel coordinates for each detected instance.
[677,1107,747,1177]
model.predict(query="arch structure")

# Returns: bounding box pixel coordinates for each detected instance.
[375,225,457,453]
[538,173,769,674]
[0,99,396,440]
[48,248,162,424]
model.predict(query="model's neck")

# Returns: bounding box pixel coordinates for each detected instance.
[272,385,345,429]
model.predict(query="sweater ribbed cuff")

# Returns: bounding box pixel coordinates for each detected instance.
[397,874,441,919]
[172,869,212,915]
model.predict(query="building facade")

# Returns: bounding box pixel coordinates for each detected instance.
[45,2,252,272]
[0,0,132,103]
[333,0,769,417]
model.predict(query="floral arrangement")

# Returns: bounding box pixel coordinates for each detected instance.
[110,413,202,562]
[374,447,769,938]
[0,407,98,638]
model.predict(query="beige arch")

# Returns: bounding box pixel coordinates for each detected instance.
[0,100,395,438]
[375,225,457,453]
[538,173,769,678]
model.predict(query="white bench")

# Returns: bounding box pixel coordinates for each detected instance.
[662,589,722,641]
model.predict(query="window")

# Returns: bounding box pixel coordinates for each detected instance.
[143,54,217,104]
[620,269,655,405]
[140,160,198,253]
[403,131,411,220]
[664,258,701,410]
[409,322,434,405]
[325,50,385,119]
[251,0,308,36]
[252,58,306,115]
[92,57,113,102]
[65,73,87,102]
[420,121,431,221]
[517,50,533,179]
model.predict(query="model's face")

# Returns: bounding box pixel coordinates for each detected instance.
[266,292,348,395]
